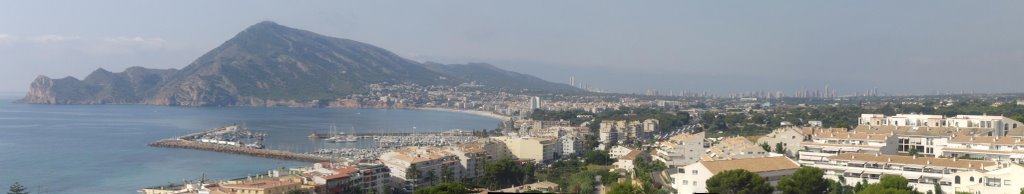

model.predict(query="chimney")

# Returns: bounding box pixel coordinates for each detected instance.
[927,160,932,165]
[913,155,917,159]
[887,157,892,162]
[875,153,880,157]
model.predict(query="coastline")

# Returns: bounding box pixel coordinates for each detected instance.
[414,107,512,121]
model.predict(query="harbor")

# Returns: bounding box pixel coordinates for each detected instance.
[151,125,484,162]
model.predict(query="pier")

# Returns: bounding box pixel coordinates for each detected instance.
[151,126,480,162]
[149,139,336,162]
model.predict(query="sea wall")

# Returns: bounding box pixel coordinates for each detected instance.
[148,139,335,162]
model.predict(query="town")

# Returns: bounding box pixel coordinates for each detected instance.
[138,87,1024,194]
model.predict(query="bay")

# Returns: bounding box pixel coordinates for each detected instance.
[0,95,500,193]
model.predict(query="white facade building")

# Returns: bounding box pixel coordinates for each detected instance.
[609,145,635,159]
[671,156,799,194]
[859,114,1023,136]
[942,135,1024,165]
[804,153,997,193]
[853,125,994,156]
[378,146,463,192]
[702,137,768,161]
[950,164,1024,194]
[491,136,561,163]
[799,129,899,165]
[654,132,704,169]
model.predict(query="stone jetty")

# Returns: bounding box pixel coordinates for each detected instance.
[149,139,336,162]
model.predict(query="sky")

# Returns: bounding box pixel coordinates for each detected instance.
[1,1,1022,95]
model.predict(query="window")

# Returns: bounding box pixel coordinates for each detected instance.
[682,180,689,184]
[970,176,975,182]
[692,170,698,175]
[955,176,960,184]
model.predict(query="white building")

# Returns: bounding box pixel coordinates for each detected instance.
[609,145,636,159]
[951,164,1024,194]
[703,137,768,161]
[671,156,800,194]
[491,136,561,163]
[853,125,994,156]
[804,153,998,193]
[643,119,660,133]
[859,114,1023,136]
[378,146,463,192]
[799,129,899,165]
[613,150,643,175]
[654,132,704,169]
[560,135,583,157]
[599,121,618,149]
[444,139,513,179]
[756,127,816,157]
[530,96,542,110]
[942,135,1024,165]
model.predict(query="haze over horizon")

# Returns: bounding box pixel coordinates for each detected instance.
[1,1,1022,95]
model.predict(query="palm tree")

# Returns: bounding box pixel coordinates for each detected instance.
[406,166,421,188]
[441,165,453,183]
[424,171,437,186]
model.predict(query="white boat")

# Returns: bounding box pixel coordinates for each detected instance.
[326,125,358,143]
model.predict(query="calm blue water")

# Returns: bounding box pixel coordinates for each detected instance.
[0,95,499,194]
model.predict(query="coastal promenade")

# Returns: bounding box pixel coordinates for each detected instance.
[149,139,336,162]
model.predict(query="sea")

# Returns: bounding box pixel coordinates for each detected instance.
[0,94,500,194]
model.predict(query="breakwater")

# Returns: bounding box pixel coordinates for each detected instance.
[149,139,336,162]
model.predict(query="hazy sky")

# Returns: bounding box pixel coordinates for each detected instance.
[1,1,1022,95]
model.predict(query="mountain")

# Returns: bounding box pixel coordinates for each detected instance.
[22,67,177,104]
[422,62,582,93]
[20,21,582,106]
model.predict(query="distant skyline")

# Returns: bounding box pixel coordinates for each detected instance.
[1,1,1023,95]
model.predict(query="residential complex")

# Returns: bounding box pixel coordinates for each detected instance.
[805,153,997,193]
[671,156,800,194]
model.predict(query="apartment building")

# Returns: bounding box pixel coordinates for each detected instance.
[950,164,1024,194]
[859,114,1023,136]
[653,132,704,169]
[853,125,993,156]
[491,136,561,163]
[560,135,583,157]
[799,129,898,165]
[294,162,390,194]
[378,146,462,192]
[943,135,1024,165]
[702,137,768,161]
[671,156,800,194]
[643,119,660,133]
[755,127,816,156]
[599,121,618,149]
[613,150,643,175]
[609,145,635,159]
[445,139,513,179]
[805,153,997,193]
[214,177,303,194]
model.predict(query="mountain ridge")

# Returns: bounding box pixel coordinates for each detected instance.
[20,21,583,106]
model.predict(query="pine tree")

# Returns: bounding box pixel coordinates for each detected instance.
[8,182,29,194]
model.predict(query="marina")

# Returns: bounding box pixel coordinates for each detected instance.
[153,125,485,162]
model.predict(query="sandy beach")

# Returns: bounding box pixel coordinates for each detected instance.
[415,107,512,121]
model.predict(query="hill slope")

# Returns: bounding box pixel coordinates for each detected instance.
[21,21,582,106]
